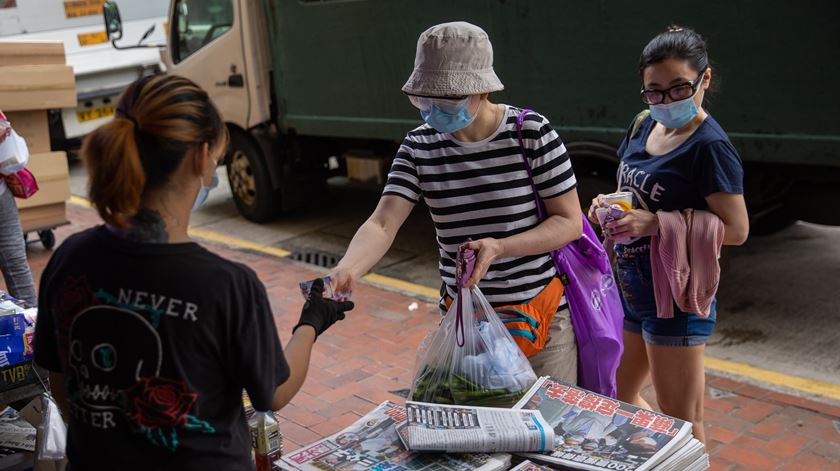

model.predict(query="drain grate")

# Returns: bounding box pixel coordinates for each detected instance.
[290,250,341,268]
[389,389,410,399]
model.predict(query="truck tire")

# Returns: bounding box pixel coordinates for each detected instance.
[226,130,282,222]
[566,141,620,210]
[749,206,796,236]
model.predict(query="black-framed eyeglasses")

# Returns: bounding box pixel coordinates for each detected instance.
[640,72,705,105]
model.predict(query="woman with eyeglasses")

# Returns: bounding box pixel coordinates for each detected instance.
[331,22,583,381]
[587,26,749,443]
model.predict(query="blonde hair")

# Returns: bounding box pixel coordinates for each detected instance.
[82,75,228,228]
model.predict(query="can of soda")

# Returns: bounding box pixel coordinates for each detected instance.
[595,192,636,244]
[601,191,634,212]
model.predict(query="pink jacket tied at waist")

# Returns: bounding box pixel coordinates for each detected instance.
[650,209,725,319]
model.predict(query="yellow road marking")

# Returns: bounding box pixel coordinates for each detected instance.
[704,356,840,401]
[69,195,290,256]
[361,273,440,300]
[69,195,91,207]
[187,226,291,258]
[67,195,840,400]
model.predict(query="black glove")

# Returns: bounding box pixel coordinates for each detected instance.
[294,278,354,338]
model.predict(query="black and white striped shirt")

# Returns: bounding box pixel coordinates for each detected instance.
[383,105,577,308]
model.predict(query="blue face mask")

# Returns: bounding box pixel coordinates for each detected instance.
[192,171,219,211]
[420,100,478,133]
[649,91,700,129]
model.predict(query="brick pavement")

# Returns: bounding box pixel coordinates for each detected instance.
[7,203,840,470]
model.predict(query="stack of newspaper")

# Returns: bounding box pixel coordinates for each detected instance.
[278,377,708,471]
[277,401,511,470]
[513,377,709,470]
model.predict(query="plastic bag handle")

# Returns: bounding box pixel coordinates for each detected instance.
[454,246,476,348]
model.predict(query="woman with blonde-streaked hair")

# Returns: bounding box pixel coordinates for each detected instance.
[33,74,353,470]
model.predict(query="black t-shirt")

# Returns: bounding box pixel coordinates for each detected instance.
[33,226,290,470]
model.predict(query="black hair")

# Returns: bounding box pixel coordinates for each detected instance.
[639,25,709,76]
[82,74,228,228]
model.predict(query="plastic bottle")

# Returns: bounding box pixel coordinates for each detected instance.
[249,411,282,471]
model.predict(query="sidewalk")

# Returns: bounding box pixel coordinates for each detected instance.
[11,203,840,471]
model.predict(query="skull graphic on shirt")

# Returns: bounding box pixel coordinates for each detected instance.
[68,306,162,410]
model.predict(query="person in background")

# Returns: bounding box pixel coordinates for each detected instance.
[0,115,37,305]
[330,22,582,381]
[33,75,354,470]
[588,26,749,443]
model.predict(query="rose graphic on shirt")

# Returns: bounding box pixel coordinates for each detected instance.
[125,377,198,429]
[123,376,215,452]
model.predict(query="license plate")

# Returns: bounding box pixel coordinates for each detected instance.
[78,31,108,47]
[63,0,104,19]
[76,104,115,123]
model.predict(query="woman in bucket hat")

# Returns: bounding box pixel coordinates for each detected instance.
[332,22,582,381]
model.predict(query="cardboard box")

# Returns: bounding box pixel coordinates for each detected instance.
[0,65,77,111]
[15,152,70,210]
[345,153,386,185]
[0,360,40,393]
[3,110,50,153]
[18,203,67,234]
[0,40,65,66]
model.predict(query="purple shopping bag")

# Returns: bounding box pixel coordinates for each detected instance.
[515,109,624,398]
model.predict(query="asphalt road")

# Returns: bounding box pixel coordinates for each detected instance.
[68,159,840,393]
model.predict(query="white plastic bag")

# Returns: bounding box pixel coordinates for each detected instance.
[37,395,66,461]
[409,247,537,407]
[0,128,29,176]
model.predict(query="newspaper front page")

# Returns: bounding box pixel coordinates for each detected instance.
[513,377,698,471]
[0,407,35,452]
[405,401,554,453]
[279,401,510,471]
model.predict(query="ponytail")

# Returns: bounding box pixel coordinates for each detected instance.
[80,74,227,229]
[83,117,145,228]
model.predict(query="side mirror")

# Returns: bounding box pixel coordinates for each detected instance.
[177,1,189,35]
[103,1,123,41]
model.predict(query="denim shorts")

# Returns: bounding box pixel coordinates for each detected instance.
[614,243,717,347]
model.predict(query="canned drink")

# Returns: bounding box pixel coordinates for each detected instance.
[595,192,636,244]
[601,191,634,212]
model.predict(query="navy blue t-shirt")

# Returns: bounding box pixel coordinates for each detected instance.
[616,114,744,247]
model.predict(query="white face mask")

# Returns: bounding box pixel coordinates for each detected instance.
[192,170,219,211]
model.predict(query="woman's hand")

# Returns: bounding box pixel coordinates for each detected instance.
[604,209,659,239]
[587,194,607,225]
[0,121,10,145]
[462,238,505,288]
[329,265,357,301]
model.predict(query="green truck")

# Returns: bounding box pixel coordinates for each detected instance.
[103,0,840,233]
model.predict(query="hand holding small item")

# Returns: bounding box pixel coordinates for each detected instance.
[294,278,355,338]
[0,120,10,144]
[461,238,504,288]
[328,267,355,302]
[603,209,659,239]
[587,194,607,225]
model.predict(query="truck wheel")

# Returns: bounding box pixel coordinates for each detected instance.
[566,141,620,210]
[226,130,282,222]
[749,206,796,236]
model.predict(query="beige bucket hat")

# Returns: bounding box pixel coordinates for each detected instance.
[402,22,504,97]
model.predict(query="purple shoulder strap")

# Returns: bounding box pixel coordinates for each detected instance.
[515,109,567,276]
[515,109,547,222]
